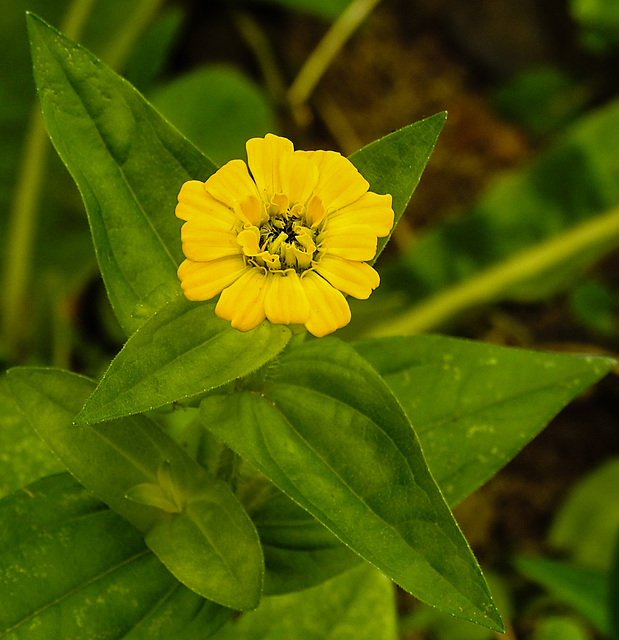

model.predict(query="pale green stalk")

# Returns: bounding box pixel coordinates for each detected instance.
[367,206,619,337]
[287,0,383,115]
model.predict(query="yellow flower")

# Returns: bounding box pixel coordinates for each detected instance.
[176,134,394,337]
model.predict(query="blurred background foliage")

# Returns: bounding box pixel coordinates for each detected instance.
[2,0,619,637]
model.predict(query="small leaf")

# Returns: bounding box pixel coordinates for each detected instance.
[0,473,230,640]
[515,556,611,636]
[354,335,615,506]
[201,338,503,631]
[8,366,264,610]
[75,295,291,425]
[349,111,446,264]
[27,14,217,334]
[213,564,398,640]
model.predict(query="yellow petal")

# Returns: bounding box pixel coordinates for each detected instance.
[300,150,369,212]
[246,134,294,200]
[181,225,241,261]
[328,191,394,238]
[264,269,310,325]
[238,195,266,226]
[176,181,237,227]
[279,151,319,206]
[320,231,378,262]
[301,271,351,337]
[216,267,270,331]
[305,195,325,227]
[204,159,259,210]
[237,227,261,256]
[314,254,379,299]
[177,256,247,301]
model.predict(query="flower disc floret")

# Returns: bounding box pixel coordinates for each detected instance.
[176,134,394,337]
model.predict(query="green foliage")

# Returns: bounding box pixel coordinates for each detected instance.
[515,557,611,636]
[355,335,615,506]
[8,367,264,610]
[0,473,231,640]
[549,457,619,571]
[28,13,217,336]
[1,7,616,640]
[201,337,502,630]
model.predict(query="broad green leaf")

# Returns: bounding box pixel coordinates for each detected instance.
[27,14,217,335]
[151,65,278,166]
[354,335,615,506]
[201,338,503,631]
[515,557,611,636]
[251,487,360,595]
[8,366,264,610]
[349,111,446,264]
[212,564,397,640]
[75,295,291,424]
[0,473,230,640]
[0,374,63,498]
[548,457,619,571]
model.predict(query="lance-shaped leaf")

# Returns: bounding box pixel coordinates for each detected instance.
[349,111,446,264]
[354,335,615,507]
[0,473,230,640]
[8,367,264,610]
[27,14,217,335]
[200,338,503,631]
[74,295,291,425]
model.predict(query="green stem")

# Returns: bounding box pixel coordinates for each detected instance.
[368,206,619,337]
[1,0,97,359]
[287,0,383,119]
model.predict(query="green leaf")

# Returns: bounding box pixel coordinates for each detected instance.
[515,556,611,636]
[8,366,264,610]
[27,13,217,335]
[0,473,230,640]
[75,295,291,424]
[212,564,397,640]
[151,65,278,166]
[251,488,360,595]
[201,338,503,631]
[549,456,619,571]
[610,531,619,640]
[530,616,591,640]
[0,374,64,499]
[349,111,446,264]
[354,335,615,506]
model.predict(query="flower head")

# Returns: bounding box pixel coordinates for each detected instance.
[176,134,394,337]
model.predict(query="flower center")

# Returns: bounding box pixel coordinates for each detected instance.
[237,193,326,273]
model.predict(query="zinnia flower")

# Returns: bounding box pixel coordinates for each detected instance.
[176,134,394,337]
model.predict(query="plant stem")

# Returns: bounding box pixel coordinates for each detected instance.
[367,205,619,336]
[1,0,97,359]
[287,0,383,122]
